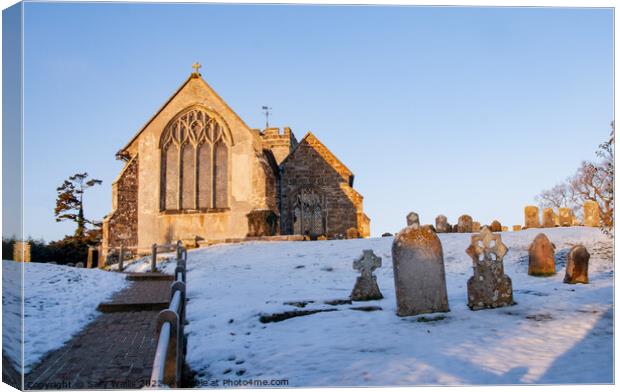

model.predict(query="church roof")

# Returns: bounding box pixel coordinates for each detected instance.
[117,71,253,158]
[282,131,355,184]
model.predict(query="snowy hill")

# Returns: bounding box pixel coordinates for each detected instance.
[149,227,613,386]
[2,261,128,371]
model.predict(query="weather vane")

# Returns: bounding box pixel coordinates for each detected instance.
[262,106,272,129]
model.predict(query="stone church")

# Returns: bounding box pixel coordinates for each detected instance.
[102,65,370,255]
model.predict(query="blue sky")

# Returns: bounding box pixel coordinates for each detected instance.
[16,3,613,240]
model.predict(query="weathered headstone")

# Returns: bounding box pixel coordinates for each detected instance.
[67,262,75,267]
[86,246,99,268]
[563,245,590,284]
[435,215,449,233]
[583,200,600,227]
[406,212,420,227]
[350,250,383,301]
[391,225,450,316]
[317,235,327,241]
[512,225,522,231]
[457,215,473,233]
[528,233,556,276]
[346,227,360,239]
[472,221,481,232]
[501,226,508,232]
[524,205,540,228]
[490,220,502,232]
[466,227,514,310]
[542,208,556,228]
[76,262,84,268]
[558,208,573,227]
[13,241,31,262]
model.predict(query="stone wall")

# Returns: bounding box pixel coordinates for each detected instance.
[279,132,369,238]
[103,156,139,250]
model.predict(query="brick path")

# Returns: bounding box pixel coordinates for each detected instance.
[24,273,173,390]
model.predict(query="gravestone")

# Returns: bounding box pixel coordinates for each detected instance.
[350,250,384,301]
[501,226,508,232]
[542,208,556,228]
[457,215,473,233]
[76,262,84,268]
[317,235,327,241]
[391,225,449,316]
[67,262,75,267]
[13,241,31,262]
[564,245,590,284]
[528,233,556,276]
[472,221,481,232]
[512,225,522,231]
[583,200,600,227]
[435,215,449,233]
[86,247,99,268]
[406,212,420,227]
[558,208,573,227]
[524,205,540,228]
[465,227,514,310]
[490,220,502,232]
[346,227,360,239]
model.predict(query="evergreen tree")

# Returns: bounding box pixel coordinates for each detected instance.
[54,173,102,237]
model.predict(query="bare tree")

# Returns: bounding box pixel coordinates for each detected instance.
[536,121,614,233]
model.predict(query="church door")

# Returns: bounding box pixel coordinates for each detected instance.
[292,188,326,238]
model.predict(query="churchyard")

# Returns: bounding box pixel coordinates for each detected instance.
[9,222,610,387]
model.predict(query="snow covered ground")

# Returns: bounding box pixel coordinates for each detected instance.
[2,261,128,371]
[118,227,613,386]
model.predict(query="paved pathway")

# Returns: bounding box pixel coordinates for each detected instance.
[24,273,172,390]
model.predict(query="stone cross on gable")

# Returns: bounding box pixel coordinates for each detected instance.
[466,226,508,265]
[353,249,382,279]
[192,62,202,74]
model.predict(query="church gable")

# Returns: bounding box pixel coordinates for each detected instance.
[279,131,368,238]
[118,70,258,158]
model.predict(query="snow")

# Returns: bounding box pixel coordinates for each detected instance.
[2,261,128,371]
[98,227,614,385]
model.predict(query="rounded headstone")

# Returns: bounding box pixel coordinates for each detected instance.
[76,262,84,268]
[472,221,481,232]
[583,200,600,227]
[346,227,359,239]
[512,225,522,231]
[406,212,420,227]
[564,245,590,284]
[524,205,540,228]
[490,220,502,232]
[391,225,450,316]
[435,215,449,233]
[558,208,573,227]
[457,215,473,233]
[541,208,556,228]
[528,233,556,276]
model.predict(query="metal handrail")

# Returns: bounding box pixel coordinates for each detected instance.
[149,242,187,388]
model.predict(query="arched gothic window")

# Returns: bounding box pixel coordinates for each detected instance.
[160,107,231,212]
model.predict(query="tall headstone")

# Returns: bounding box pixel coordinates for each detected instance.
[406,212,420,227]
[558,208,573,227]
[13,241,31,262]
[392,225,450,316]
[350,250,384,301]
[564,245,590,284]
[542,208,555,228]
[457,215,473,233]
[435,215,449,233]
[490,220,502,232]
[466,227,514,310]
[528,233,556,276]
[524,205,540,228]
[472,221,481,232]
[86,246,99,268]
[583,200,600,227]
